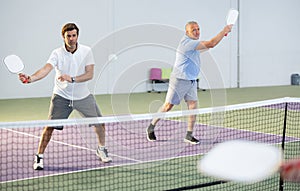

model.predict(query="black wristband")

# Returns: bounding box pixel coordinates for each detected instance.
[71,77,75,83]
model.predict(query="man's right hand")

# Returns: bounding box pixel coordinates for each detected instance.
[280,158,300,182]
[224,24,233,36]
[19,73,31,84]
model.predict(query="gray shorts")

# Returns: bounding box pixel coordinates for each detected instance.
[165,77,198,105]
[48,94,102,130]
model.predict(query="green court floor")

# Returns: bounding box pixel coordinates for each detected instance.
[0,85,299,122]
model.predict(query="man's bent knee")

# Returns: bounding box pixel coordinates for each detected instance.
[163,102,174,112]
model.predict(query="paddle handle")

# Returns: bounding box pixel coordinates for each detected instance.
[19,73,30,83]
[280,158,300,182]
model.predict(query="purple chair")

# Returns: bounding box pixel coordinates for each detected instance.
[149,68,167,93]
[149,68,162,81]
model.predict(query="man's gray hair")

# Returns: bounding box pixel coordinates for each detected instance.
[185,21,198,30]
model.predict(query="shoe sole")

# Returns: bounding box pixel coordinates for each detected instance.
[146,129,156,142]
[33,165,44,170]
[96,153,112,163]
[101,159,112,163]
[184,139,200,145]
[97,157,112,163]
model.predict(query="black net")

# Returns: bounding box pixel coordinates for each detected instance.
[1,98,300,191]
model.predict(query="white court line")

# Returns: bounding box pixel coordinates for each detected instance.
[0,127,149,184]
[2,125,300,185]
[1,127,200,185]
[3,128,94,151]
[2,127,142,162]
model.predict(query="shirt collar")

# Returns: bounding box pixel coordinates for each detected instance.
[63,43,79,54]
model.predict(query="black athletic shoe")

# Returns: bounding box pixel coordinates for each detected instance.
[184,135,200,145]
[146,124,156,141]
[33,154,44,170]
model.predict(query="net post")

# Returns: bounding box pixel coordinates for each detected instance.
[279,102,288,191]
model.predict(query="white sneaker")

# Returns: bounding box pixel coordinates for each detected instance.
[33,154,44,170]
[96,147,112,163]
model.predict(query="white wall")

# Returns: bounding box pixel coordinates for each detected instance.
[239,0,300,87]
[0,0,112,98]
[0,0,299,99]
[98,0,238,93]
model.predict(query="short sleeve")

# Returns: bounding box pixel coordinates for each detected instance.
[84,48,95,66]
[180,37,200,52]
[46,50,58,67]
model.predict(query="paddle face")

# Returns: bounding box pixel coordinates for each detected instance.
[226,9,239,25]
[56,71,68,89]
[3,54,24,74]
[225,9,239,36]
[57,81,68,89]
[199,140,282,183]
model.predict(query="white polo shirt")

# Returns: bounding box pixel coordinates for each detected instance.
[47,44,94,100]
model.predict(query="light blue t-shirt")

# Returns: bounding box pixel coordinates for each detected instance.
[171,35,201,80]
